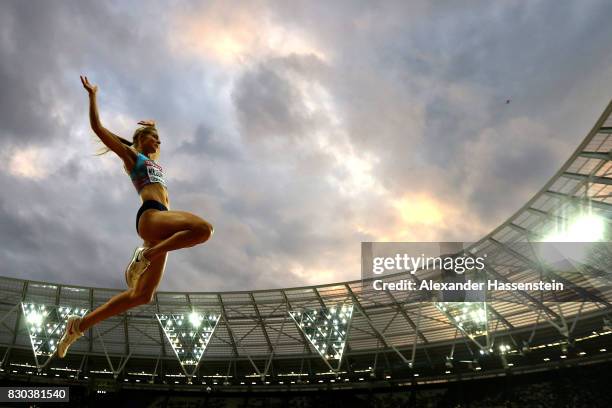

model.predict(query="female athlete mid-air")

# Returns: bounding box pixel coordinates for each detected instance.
[57,76,214,357]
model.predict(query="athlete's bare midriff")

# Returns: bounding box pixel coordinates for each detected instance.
[139,183,170,209]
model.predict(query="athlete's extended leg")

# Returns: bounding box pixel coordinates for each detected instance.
[137,210,213,261]
[57,252,167,357]
[80,253,167,332]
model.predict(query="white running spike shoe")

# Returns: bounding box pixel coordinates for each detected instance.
[57,315,84,358]
[125,247,151,289]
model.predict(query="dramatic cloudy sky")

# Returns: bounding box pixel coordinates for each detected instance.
[1,0,612,291]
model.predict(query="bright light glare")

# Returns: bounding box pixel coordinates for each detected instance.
[26,311,43,327]
[189,312,202,328]
[544,213,605,242]
[539,212,606,264]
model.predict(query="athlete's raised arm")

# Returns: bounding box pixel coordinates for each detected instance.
[80,75,135,166]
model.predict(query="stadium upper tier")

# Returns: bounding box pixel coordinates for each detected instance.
[1,102,611,388]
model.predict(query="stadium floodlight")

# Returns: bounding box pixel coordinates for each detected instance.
[435,302,490,351]
[289,303,353,371]
[445,356,453,369]
[156,312,220,378]
[498,343,512,368]
[538,211,607,266]
[543,212,606,243]
[20,302,88,368]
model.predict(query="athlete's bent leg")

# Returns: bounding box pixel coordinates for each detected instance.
[137,210,213,262]
[57,254,167,357]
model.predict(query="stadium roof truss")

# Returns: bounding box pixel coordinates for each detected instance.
[0,102,611,383]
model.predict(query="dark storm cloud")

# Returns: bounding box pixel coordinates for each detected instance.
[0,168,136,288]
[459,122,564,222]
[232,62,310,142]
[0,198,40,253]
[175,124,242,161]
[0,0,142,145]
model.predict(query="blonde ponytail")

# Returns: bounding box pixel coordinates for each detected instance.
[93,135,133,156]
[93,124,157,157]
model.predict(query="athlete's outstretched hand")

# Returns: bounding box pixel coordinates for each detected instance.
[80,75,98,95]
[138,119,156,127]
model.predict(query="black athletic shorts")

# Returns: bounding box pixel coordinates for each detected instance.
[136,200,168,234]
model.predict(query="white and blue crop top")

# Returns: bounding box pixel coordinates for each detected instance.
[129,152,167,193]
